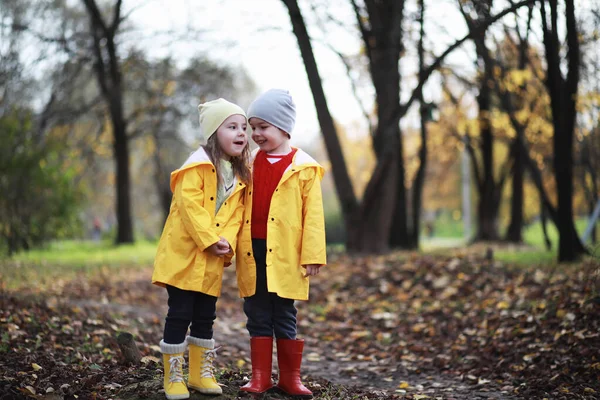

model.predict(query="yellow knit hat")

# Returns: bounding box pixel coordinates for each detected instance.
[198,98,246,140]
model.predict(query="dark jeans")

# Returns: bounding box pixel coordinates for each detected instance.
[163,285,217,344]
[243,239,297,339]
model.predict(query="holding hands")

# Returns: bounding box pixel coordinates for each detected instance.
[206,237,231,257]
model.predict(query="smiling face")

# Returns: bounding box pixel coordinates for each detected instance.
[249,117,291,154]
[215,114,248,159]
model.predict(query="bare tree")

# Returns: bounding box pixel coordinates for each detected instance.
[457,0,510,241]
[280,0,360,249]
[282,0,535,253]
[127,55,256,223]
[411,0,431,247]
[540,0,587,261]
[82,0,133,244]
[483,5,536,243]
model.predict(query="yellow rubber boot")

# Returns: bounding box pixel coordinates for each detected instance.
[186,336,222,395]
[159,340,190,400]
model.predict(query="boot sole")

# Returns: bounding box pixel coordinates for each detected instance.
[189,385,222,395]
[274,386,313,399]
[239,385,275,394]
[165,394,189,400]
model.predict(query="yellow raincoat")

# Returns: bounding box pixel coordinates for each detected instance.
[236,148,327,301]
[152,148,247,297]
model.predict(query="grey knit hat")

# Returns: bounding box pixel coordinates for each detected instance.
[247,89,296,135]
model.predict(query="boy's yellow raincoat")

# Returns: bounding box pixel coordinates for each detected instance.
[152,148,247,297]
[236,148,327,301]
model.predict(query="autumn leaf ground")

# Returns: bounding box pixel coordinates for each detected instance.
[1,243,599,399]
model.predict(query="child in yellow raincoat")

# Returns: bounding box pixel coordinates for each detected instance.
[236,89,327,398]
[152,98,250,399]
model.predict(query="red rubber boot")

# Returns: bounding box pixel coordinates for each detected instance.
[240,337,274,393]
[276,338,312,398]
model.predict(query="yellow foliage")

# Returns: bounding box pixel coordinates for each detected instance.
[163,80,176,97]
[335,122,375,199]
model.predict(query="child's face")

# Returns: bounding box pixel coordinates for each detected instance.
[249,117,290,154]
[216,114,248,158]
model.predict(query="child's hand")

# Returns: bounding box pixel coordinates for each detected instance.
[302,264,321,277]
[206,237,230,256]
[217,236,231,252]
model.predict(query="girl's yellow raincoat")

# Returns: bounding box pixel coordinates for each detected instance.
[235,148,327,301]
[152,148,247,297]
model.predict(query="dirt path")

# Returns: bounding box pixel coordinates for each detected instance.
[6,253,598,399]
[66,267,517,399]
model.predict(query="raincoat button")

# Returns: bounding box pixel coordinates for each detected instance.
[269,249,272,252]
[275,189,278,192]
[247,252,251,256]
[246,220,249,224]
[249,191,252,195]
[212,169,215,172]
[216,223,220,227]
[210,197,214,200]
[271,218,274,221]
[239,182,242,186]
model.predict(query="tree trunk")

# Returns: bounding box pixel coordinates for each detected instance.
[503,11,532,243]
[83,0,134,244]
[474,61,500,241]
[581,136,598,245]
[457,0,502,242]
[389,137,410,249]
[358,1,409,250]
[540,0,586,261]
[540,200,552,250]
[554,122,581,260]
[281,0,359,248]
[349,150,399,253]
[151,138,172,225]
[505,134,525,242]
[588,200,598,244]
[112,104,134,244]
[410,0,428,248]
[379,88,409,251]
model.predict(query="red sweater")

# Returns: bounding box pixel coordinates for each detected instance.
[251,149,297,239]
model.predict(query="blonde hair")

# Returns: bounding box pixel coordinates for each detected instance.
[203,134,251,186]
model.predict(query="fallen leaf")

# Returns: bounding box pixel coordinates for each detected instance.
[496,301,510,310]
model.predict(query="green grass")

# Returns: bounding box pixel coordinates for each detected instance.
[493,248,558,265]
[0,240,157,289]
[2,217,596,289]
[430,212,465,238]
[522,218,594,247]
[492,218,597,266]
[11,239,157,266]
[421,217,599,267]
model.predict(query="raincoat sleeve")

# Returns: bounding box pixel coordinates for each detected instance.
[300,169,327,266]
[220,199,245,258]
[174,168,221,252]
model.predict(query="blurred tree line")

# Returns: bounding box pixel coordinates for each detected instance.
[1,0,598,263]
[0,0,256,255]
[282,0,599,261]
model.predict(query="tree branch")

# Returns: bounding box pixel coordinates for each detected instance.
[399,0,536,120]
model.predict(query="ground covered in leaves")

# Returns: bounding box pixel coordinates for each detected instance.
[1,250,599,399]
